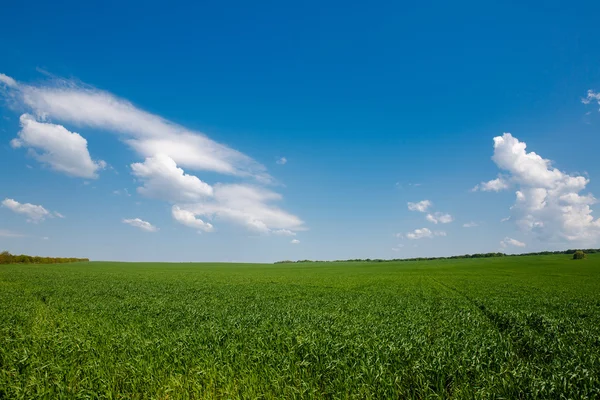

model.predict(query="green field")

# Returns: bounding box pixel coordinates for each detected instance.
[1,255,599,399]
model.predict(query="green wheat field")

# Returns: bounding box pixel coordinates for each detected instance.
[1,255,599,398]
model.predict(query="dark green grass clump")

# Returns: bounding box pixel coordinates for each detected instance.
[1,255,600,398]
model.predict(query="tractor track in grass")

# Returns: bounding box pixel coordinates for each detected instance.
[428,276,559,364]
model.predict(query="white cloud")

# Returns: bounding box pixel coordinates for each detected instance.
[2,198,50,223]
[131,154,213,202]
[404,228,446,240]
[472,176,509,192]
[273,229,296,236]
[391,244,404,252]
[11,114,105,178]
[407,200,432,212]
[174,184,305,234]
[426,212,454,224]
[171,206,214,232]
[0,229,25,238]
[462,221,478,228]
[1,73,305,236]
[478,133,600,243]
[582,90,600,110]
[290,239,300,244]
[0,73,17,88]
[54,212,65,218]
[113,189,131,196]
[0,73,270,181]
[500,237,526,248]
[276,157,287,165]
[122,218,159,232]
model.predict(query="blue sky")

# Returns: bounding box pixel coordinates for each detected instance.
[1,0,600,262]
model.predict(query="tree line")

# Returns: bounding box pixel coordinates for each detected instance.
[0,251,89,265]
[275,249,599,264]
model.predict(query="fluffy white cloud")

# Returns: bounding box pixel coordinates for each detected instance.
[491,134,582,189]
[11,114,104,178]
[404,228,446,240]
[173,184,305,234]
[407,200,432,212]
[290,239,300,244]
[477,133,600,243]
[131,154,213,202]
[0,229,25,238]
[1,198,51,223]
[0,73,270,181]
[472,177,509,192]
[171,206,214,232]
[500,237,526,248]
[463,221,478,228]
[1,73,305,236]
[426,212,454,224]
[122,218,159,232]
[276,157,287,165]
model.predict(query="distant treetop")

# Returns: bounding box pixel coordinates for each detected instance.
[275,249,599,264]
[0,251,89,265]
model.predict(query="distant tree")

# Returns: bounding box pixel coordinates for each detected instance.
[0,250,88,265]
[573,250,586,260]
[0,251,12,264]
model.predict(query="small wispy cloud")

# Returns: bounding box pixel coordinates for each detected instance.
[402,228,446,240]
[391,244,404,252]
[276,157,287,165]
[0,229,25,238]
[396,182,422,189]
[113,188,131,197]
[462,221,478,228]
[582,89,600,110]
[500,237,526,248]
[273,229,296,236]
[0,73,17,88]
[122,218,159,232]
[426,212,453,224]
[2,198,51,223]
[290,239,300,244]
[471,176,509,192]
[407,200,432,212]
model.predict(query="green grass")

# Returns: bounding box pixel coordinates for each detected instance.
[1,255,599,399]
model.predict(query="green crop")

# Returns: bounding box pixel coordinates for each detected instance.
[1,254,599,398]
